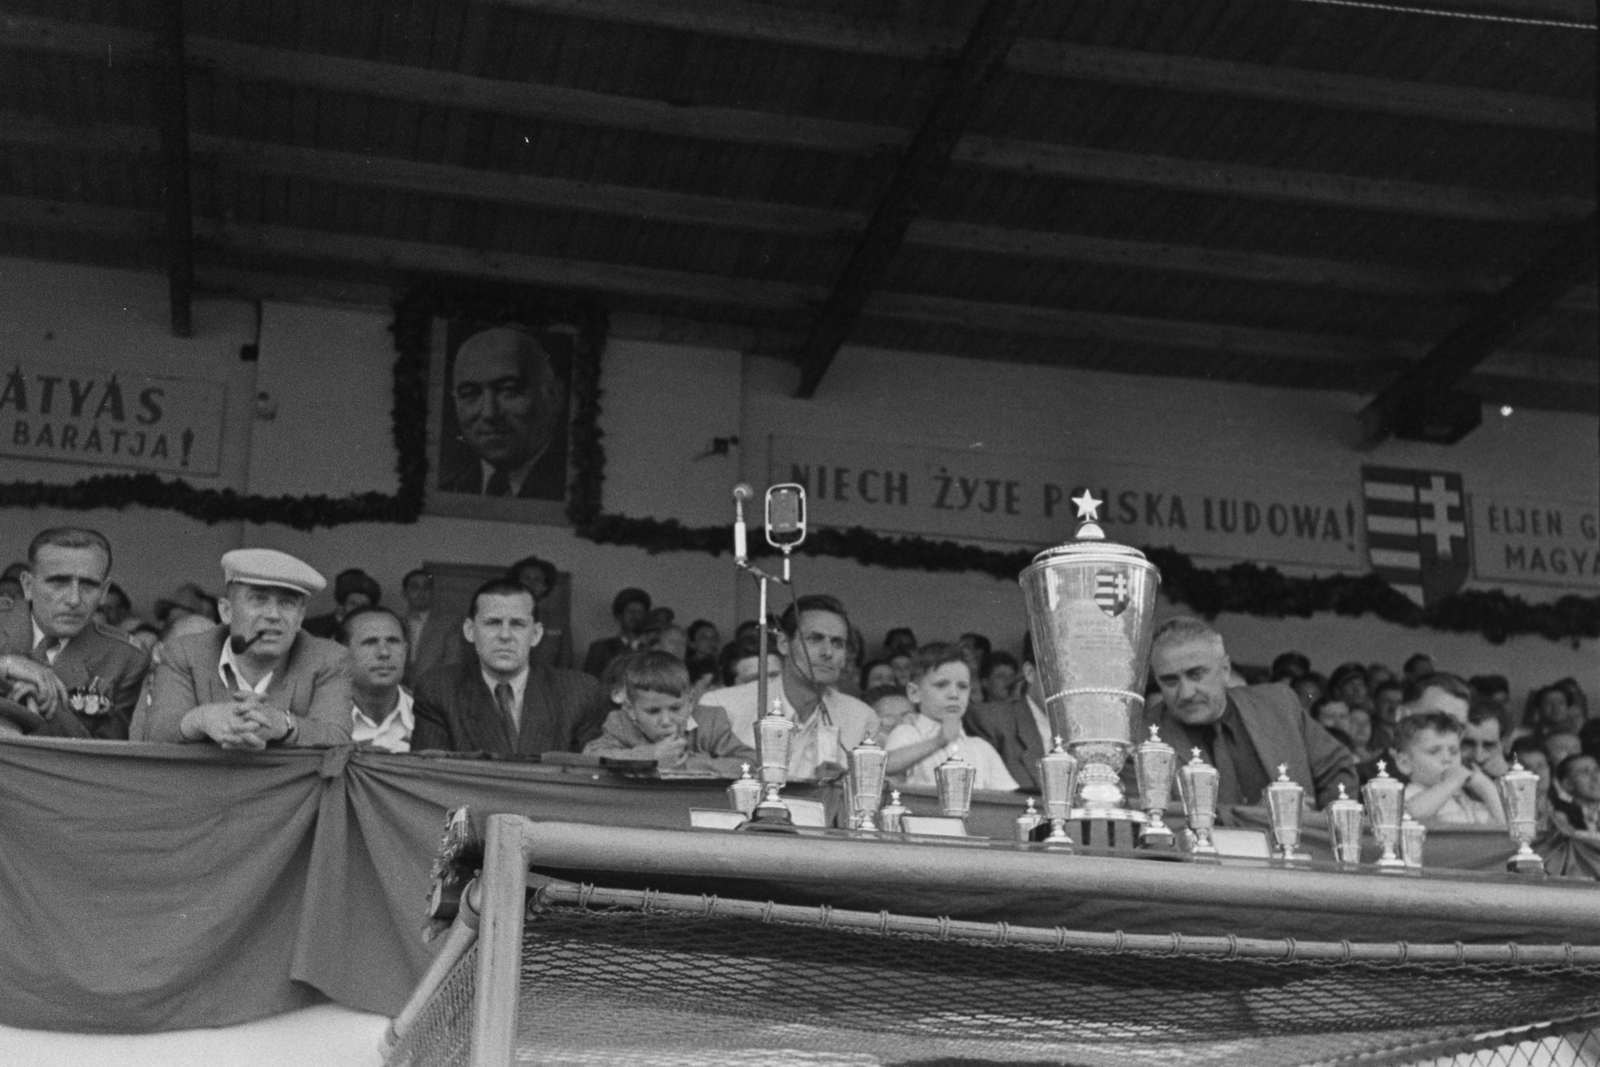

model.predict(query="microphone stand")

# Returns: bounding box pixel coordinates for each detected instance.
[733,491,798,831]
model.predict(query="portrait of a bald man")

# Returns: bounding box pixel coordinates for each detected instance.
[439,325,570,501]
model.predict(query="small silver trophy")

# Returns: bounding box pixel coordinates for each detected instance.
[1497,758,1544,875]
[1015,798,1043,842]
[1039,738,1080,850]
[847,738,889,831]
[745,704,797,831]
[1264,764,1307,863]
[936,752,977,823]
[1133,724,1177,848]
[1176,749,1220,857]
[1400,814,1426,870]
[878,789,909,833]
[1361,762,1406,871]
[1326,783,1364,866]
[727,763,762,819]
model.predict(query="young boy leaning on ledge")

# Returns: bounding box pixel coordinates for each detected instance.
[1396,711,1506,826]
[585,650,755,777]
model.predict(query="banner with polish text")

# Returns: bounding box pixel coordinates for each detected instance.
[769,436,1599,594]
[769,435,1366,571]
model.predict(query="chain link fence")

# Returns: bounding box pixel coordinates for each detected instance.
[384,884,1600,1067]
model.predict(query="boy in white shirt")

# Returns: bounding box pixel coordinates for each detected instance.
[1396,710,1506,826]
[884,643,1018,792]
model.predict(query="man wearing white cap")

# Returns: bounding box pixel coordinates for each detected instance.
[144,549,353,748]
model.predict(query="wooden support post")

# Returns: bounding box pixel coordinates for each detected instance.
[470,815,538,1067]
[1359,214,1597,447]
[154,0,194,337]
[792,0,1031,398]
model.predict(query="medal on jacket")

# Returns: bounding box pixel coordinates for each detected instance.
[69,679,109,716]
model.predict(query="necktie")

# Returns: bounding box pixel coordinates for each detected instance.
[32,634,60,665]
[495,682,518,738]
[485,469,511,497]
[1208,719,1243,808]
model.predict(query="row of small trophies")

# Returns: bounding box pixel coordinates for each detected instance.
[724,705,1544,872]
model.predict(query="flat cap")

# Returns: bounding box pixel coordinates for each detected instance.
[221,549,326,597]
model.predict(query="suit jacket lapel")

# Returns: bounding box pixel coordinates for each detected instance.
[199,628,231,704]
[50,631,90,690]
[516,669,559,756]
[468,672,514,754]
[1232,687,1307,793]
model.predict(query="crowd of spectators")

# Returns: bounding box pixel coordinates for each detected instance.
[2,525,1597,838]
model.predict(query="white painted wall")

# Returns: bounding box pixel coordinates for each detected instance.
[1,257,1594,699]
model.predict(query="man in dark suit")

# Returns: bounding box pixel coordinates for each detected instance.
[303,568,381,640]
[965,633,1053,793]
[143,549,353,748]
[399,568,455,685]
[412,578,607,756]
[438,325,569,501]
[0,527,148,740]
[1133,617,1354,810]
[581,587,652,677]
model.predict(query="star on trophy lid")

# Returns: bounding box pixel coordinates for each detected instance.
[1071,489,1106,541]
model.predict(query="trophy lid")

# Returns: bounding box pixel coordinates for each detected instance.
[1501,756,1539,784]
[1326,782,1363,811]
[1026,491,1152,568]
[1138,724,1173,751]
[1266,763,1302,792]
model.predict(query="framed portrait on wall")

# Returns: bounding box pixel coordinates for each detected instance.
[424,310,597,525]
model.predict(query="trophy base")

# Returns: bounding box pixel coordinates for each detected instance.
[1376,855,1407,872]
[1507,848,1544,876]
[1138,827,1176,850]
[1027,808,1144,850]
[742,800,798,834]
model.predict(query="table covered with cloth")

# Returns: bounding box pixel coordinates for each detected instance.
[0,736,1594,1034]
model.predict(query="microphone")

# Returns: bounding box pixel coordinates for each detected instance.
[764,483,807,550]
[732,484,753,563]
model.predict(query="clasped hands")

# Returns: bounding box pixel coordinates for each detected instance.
[648,733,690,768]
[181,691,293,750]
[0,654,70,716]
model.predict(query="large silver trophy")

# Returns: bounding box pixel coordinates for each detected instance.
[1020,491,1161,824]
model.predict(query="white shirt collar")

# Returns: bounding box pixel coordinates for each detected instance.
[220,636,272,694]
[351,688,414,752]
[30,618,65,664]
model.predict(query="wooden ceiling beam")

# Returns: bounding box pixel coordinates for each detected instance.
[487,0,1594,132]
[0,193,1436,368]
[0,113,1512,301]
[793,0,1032,398]
[905,220,1496,298]
[153,0,193,337]
[863,291,1419,364]
[3,196,1587,414]
[3,16,1590,225]
[951,137,1590,223]
[1359,213,1598,445]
